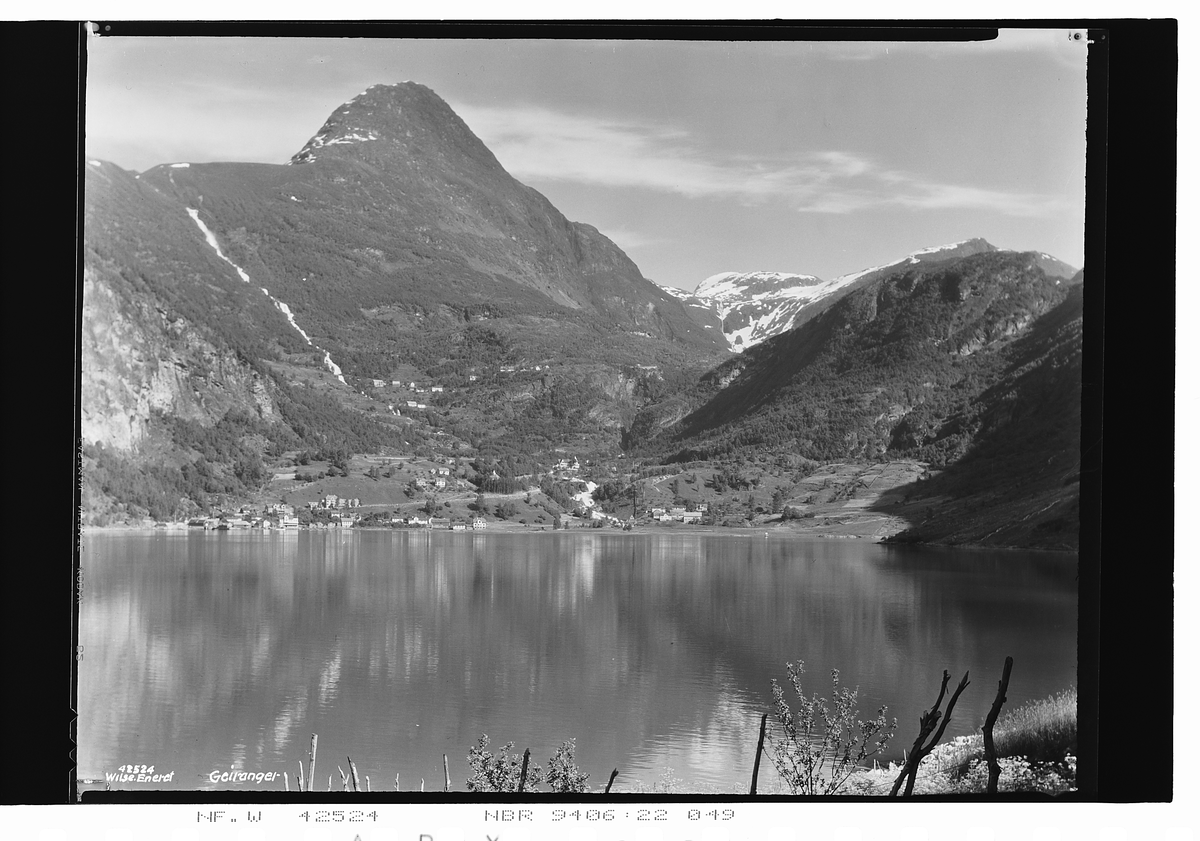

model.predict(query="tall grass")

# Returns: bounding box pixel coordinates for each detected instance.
[926,686,1077,778]
[993,686,1077,763]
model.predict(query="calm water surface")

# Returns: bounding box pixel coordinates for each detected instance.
[78,530,1076,792]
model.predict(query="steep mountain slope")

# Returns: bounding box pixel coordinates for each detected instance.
[876,279,1084,549]
[635,251,1083,548]
[80,83,733,523]
[658,238,1076,353]
[653,250,1081,466]
[82,159,429,524]
[82,159,295,453]
[138,82,723,368]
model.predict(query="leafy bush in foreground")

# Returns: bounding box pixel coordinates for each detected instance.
[465,735,589,793]
[767,661,897,795]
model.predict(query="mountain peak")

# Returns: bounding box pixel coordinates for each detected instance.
[903,237,997,262]
[289,82,497,168]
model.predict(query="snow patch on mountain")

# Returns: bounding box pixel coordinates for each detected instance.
[655,284,694,299]
[664,240,1008,353]
[185,207,346,384]
[694,271,822,302]
[291,127,381,163]
[832,239,998,285]
[907,239,974,257]
[678,270,864,352]
[324,131,380,146]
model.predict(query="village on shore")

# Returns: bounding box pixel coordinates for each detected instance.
[175,452,714,533]
[112,448,931,544]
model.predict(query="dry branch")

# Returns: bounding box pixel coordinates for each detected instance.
[308,734,319,792]
[891,669,971,796]
[983,656,1014,794]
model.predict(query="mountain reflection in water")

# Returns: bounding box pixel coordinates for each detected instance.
[78,530,1076,792]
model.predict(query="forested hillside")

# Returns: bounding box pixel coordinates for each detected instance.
[876,281,1083,549]
[651,251,1079,464]
[629,252,1083,549]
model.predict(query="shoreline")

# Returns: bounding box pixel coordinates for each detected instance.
[79,523,1077,554]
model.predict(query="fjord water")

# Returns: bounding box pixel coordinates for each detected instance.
[78,530,1076,792]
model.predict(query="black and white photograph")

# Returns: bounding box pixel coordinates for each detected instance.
[62,18,1184,831]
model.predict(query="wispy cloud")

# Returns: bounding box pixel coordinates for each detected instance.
[458,103,1067,218]
[460,104,825,202]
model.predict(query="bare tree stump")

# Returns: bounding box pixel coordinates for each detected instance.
[443,754,451,792]
[750,712,768,795]
[983,656,1014,794]
[347,756,362,792]
[605,769,618,794]
[517,748,531,793]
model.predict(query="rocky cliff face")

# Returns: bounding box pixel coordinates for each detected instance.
[81,266,278,453]
[82,161,293,454]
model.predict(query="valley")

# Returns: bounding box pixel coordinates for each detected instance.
[81,82,1083,552]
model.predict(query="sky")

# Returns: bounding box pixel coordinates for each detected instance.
[86,29,1088,291]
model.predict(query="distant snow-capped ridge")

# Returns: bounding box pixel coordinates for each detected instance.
[681,270,860,352]
[660,238,1017,353]
[694,271,824,302]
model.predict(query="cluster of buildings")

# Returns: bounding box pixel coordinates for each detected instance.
[649,504,707,523]
[188,503,300,530]
[372,379,446,393]
[388,515,488,530]
[498,364,553,375]
[412,467,460,492]
[314,494,361,509]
